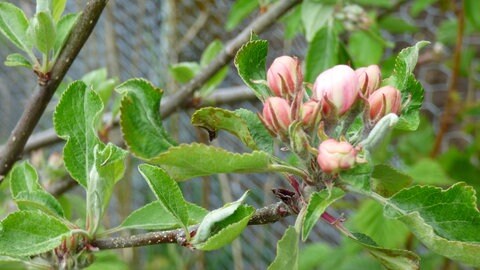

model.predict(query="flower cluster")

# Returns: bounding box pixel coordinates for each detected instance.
[259,56,403,176]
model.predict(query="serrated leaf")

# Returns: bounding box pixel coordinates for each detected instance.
[4,53,31,68]
[235,108,273,153]
[339,161,373,191]
[350,233,420,270]
[226,0,258,31]
[383,183,480,266]
[54,81,103,187]
[120,201,207,231]
[193,205,254,251]
[86,143,127,234]
[16,191,65,217]
[116,79,175,159]
[29,11,56,54]
[0,211,70,256]
[371,164,412,197]
[192,191,249,246]
[191,107,258,150]
[234,39,271,100]
[0,2,30,52]
[52,0,67,22]
[7,161,42,198]
[53,13,79,57]
[268,226,299,270]
[138,164,189,231]
[302,187,345,241]
[149,143,272,181]
[305,25,338,82]
[301,2,334,42]
[169,62,200,83]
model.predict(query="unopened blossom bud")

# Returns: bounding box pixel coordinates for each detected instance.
[355,65,381,96]
[261,97,292,135]
[368,86,402,121]
[267,56,303,99]
[313,65,359,116]
[317,139,357,173]
[301,100,319,127]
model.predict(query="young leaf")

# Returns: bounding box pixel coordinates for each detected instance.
[302,187,345,241]
[54,81,104,187]
[169,62,200,83]
[305,25,339,82]
[234,39,271,100]
[15,191,65,217]
[29,11,56,54]
[383,183,480,266]
[119,201,207,231]
[7,161,43,197]
[138,164,189,231]
[0,2,31,52]
[4,53,31,68]
[235,108,273,153]
[53,13,79,57]
[116,79,176,159]
[86,143,127,234]
[149,143,272,181]
[192,191,251,250]
[268,226,299,270]
[0,211,70,257]
[191,107,258,150]
[339,161,373,192]
[52,0,67,22]
[301,2,334,42]
[193,205,254,251]
[371,164,412,197]
[226,0,258,31]
[350,233,420,270]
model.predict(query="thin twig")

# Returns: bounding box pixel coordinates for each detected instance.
[0,0,109,183]
[92,201,291,250]
[430,1,464,157]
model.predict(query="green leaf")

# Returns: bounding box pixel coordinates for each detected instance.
[371,164,412,197]
[410,0,438,17]
[406,158,454,185]
[7,161,42,198]
[149,143,272,181]
[4,53,31,68]
[193,205,254,251]
[0,2,30,52]
[465,0,480,30]
[386,41,429,131]
[339,161,373,191]
[268,226,299,270]
[54,81,103,187]
[0,255,27,270]
[348,30,384,67]
[81,68,117,106]
[301,1,334,42]
[36,0,52,13]
[53,13,79,56]
[235,108,273,153]
[29,11,56,54]
[379,16,419,33]
[200,40,223,67]
[302,187,344,241]
[198,66,228,97]
[116,78,175,159]
[282,6,302,40]
[192,191,249,245]
[119,201,207,230]
[138,164,189,231]
[16,191,65,217]
[84,251,129,270]
[52,0,67,22]
[226,0,258,31]
[86,143,127,234]
[0,211,70,256]
[191,107,258,150]
[305,25,338,82]
[350,233,420,270]
[383,183,480,266]
[234,39,271,100]
[169,62,200,83]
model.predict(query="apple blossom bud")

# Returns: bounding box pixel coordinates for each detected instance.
[313,65,359,116]
[355,65,381,96]
[368,86,402,121]
[261,97,292,135]
[317,139,357,173]
[267,56,303,99]
[301,100,319,127]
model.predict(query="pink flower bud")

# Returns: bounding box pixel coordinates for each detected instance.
[368,86,402,121]
[267,56,303,99]
[301,100,319,127]
[355,65,381,96]
[262,97,292,135]
[317,139,357,173]
[313,65,359,116]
